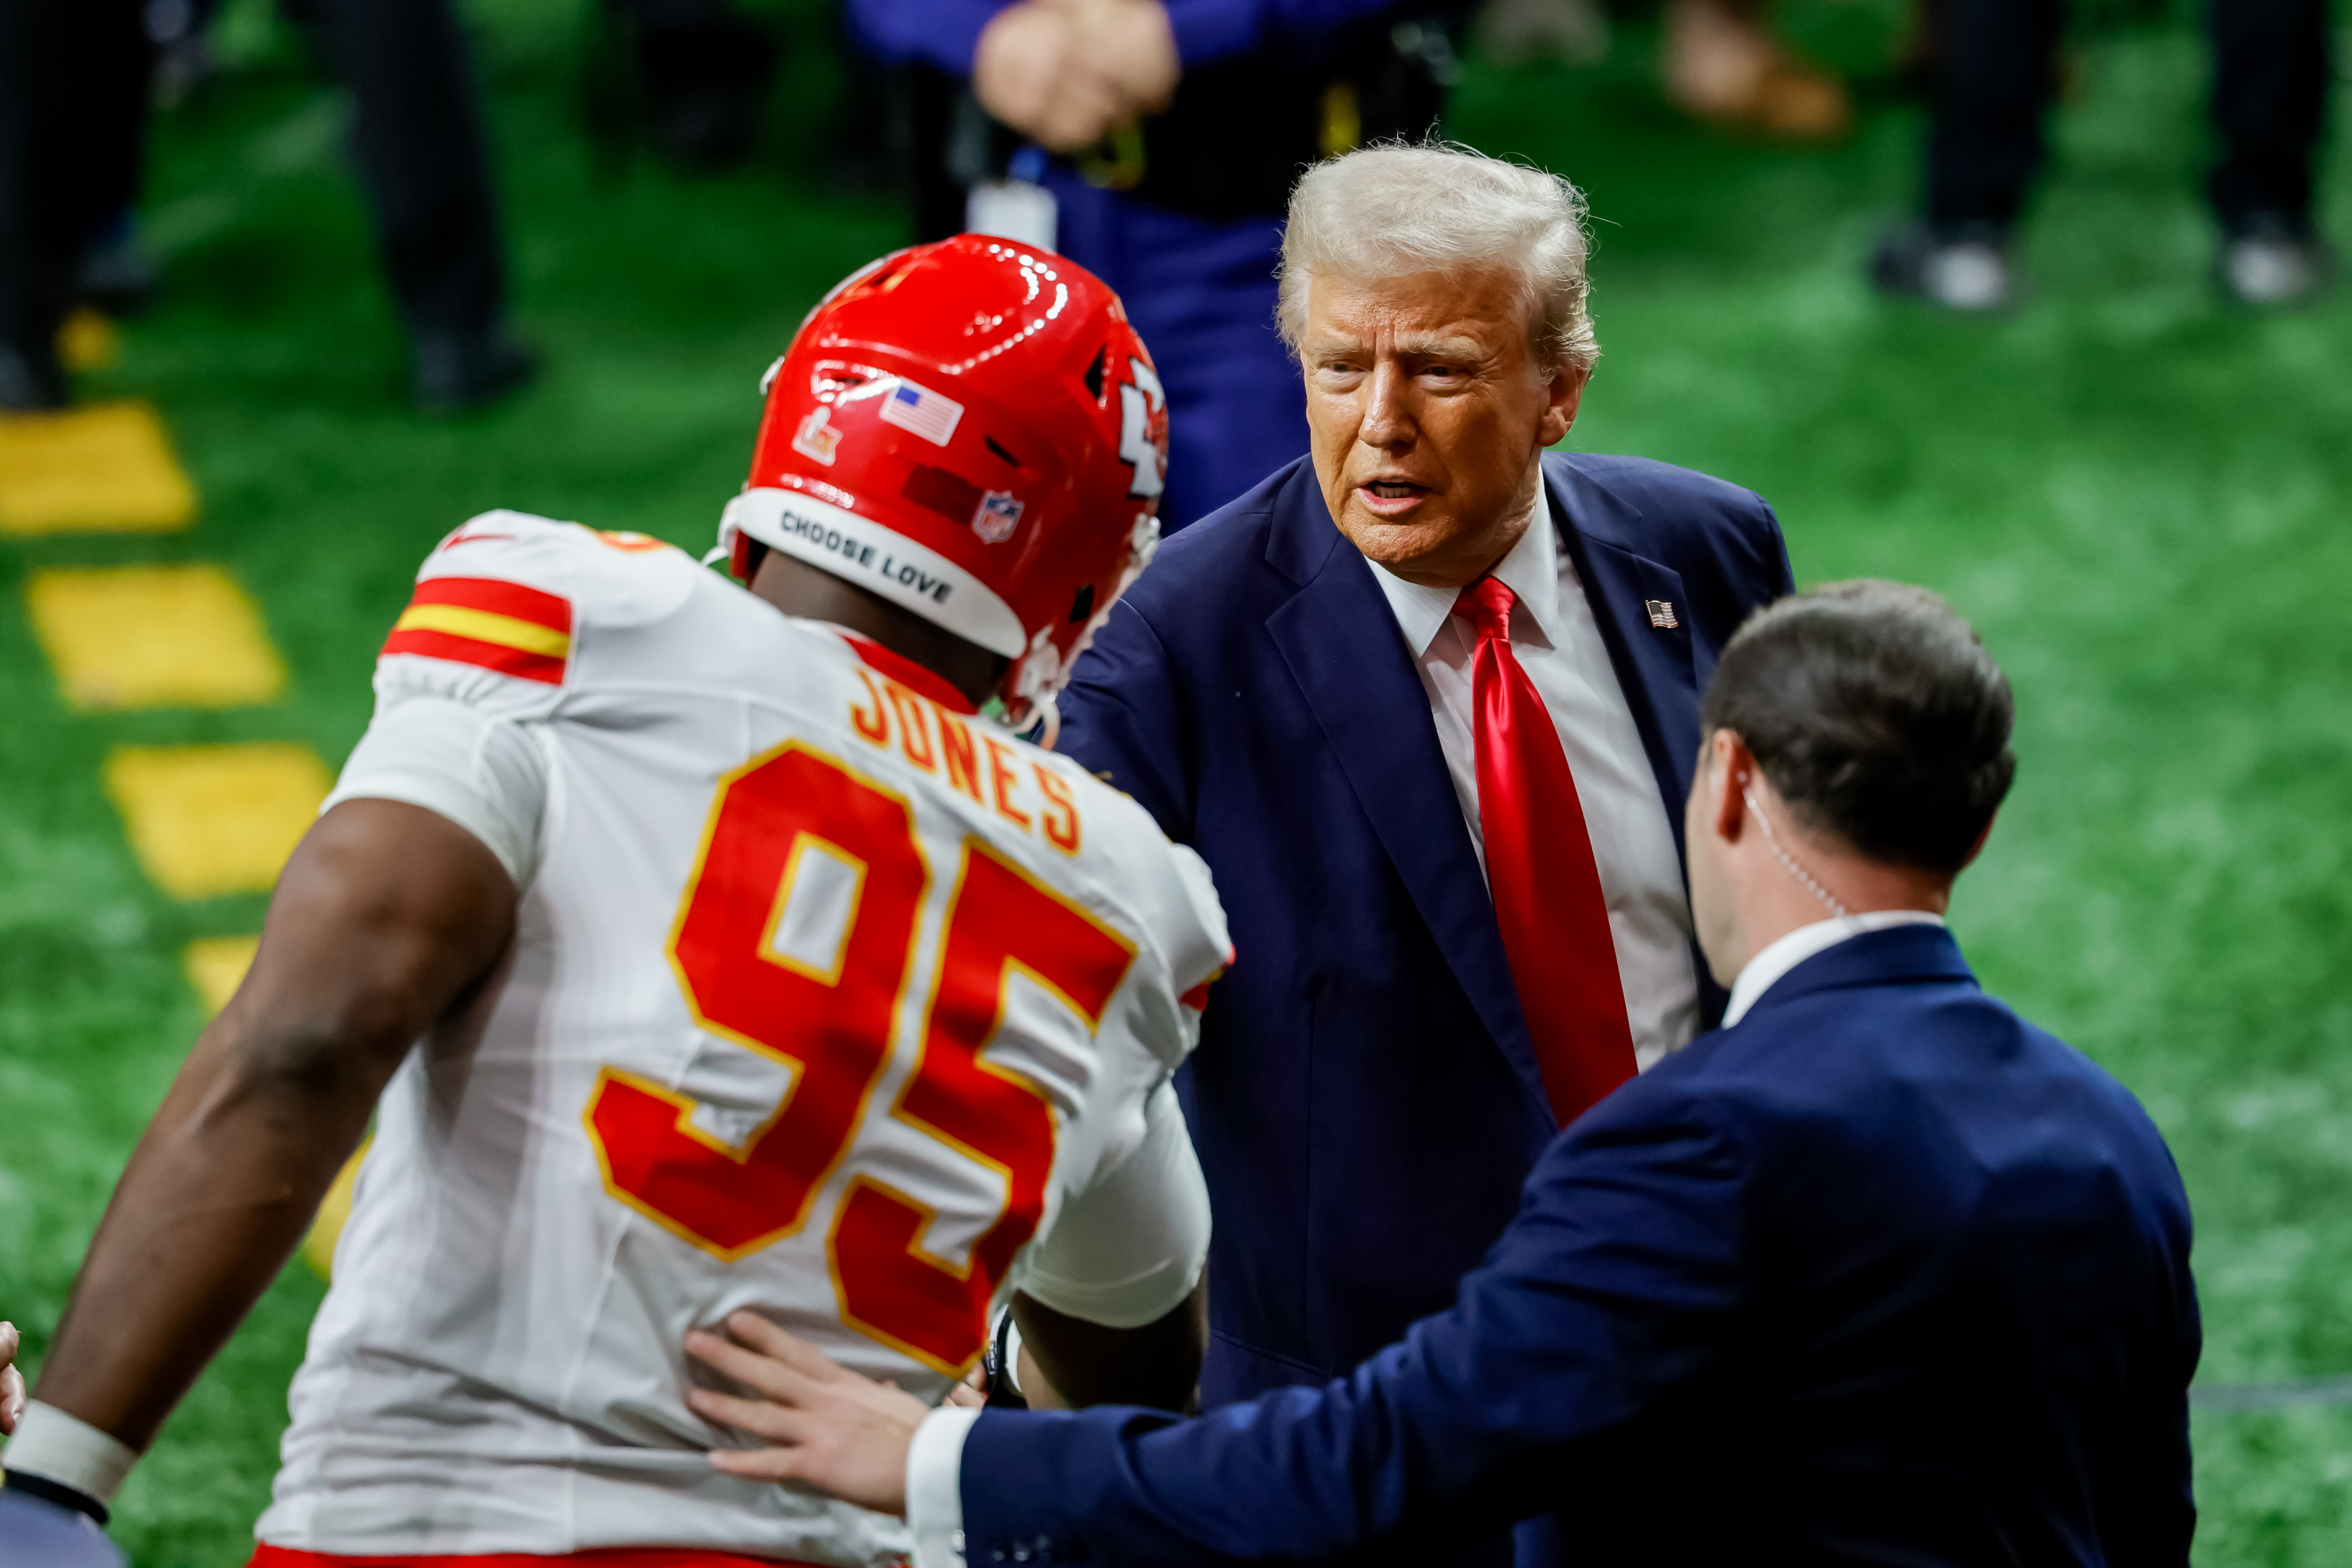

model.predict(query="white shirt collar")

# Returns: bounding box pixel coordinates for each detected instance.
[1367,479,1562,658]
[1720,910,1949,1028]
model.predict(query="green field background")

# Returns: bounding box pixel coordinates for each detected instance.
[2,0,2349,1559]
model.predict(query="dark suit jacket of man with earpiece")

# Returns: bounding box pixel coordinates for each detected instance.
[949,922,2199,1566]
[1052,448,1794,1566]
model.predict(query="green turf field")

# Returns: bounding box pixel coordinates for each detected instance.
[2,0,2348,1559]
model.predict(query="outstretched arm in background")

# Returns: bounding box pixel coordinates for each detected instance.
[9,801,514,1505]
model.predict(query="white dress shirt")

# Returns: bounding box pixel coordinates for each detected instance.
[1366,489,1700,1070]
[1720,910,1949,1028]
[907,1404,983,1568]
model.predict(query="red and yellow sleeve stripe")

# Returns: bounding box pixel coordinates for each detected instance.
[1179,960,1229,1013]
[382,576,573,685]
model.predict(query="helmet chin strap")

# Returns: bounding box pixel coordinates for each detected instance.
[1029,691,1061,752]
[1742,786,1849,920]
[983,689,1058,748]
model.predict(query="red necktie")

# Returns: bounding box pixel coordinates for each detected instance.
[1457,576,1637,1125]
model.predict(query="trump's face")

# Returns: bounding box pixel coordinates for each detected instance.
[1301,268,1584,589]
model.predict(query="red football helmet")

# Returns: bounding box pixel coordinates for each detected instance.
[719,236,1170,737]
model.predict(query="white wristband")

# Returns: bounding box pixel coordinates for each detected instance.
[2,1401,139,1505]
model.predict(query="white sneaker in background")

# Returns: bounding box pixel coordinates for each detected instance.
[2220,226,2333,307]
[1869,221,2015,313]
[1923,242,2012,311]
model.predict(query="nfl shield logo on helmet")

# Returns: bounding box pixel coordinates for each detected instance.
[972,490,1024,543]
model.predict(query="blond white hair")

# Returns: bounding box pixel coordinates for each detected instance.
[1277,141,1599,375]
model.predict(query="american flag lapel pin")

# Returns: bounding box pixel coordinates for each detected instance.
[1645,598,1679,630]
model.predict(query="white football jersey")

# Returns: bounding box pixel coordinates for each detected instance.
[257,513,1229,1563]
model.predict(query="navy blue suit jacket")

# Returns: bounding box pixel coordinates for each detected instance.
[957,926,2201,1566]
[1055,451,1795,1411]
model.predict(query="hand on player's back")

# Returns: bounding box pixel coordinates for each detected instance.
[686,1312,928,1516]
[2,1320,26,1433]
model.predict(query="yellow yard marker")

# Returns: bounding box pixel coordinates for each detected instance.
[183,933,261,1016]
[58,308,121,372]
[0,400,198,535]
[104,742,330,899]
[27,564,287,711]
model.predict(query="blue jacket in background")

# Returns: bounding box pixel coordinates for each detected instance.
[848,0,1416,94]
[957,924,2201,1566]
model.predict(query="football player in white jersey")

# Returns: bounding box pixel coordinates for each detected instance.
[8,237,1229,1568]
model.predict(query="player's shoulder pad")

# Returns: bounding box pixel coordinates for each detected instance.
[377,511,702,711]
[1039,752,1232,1004]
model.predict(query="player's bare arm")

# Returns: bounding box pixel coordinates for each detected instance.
[1010,1280,1206,1412]
[30,800,515,1452]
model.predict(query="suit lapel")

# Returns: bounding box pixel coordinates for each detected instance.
[1262,477,1557,1130]
[1546,457,1701,861]
[1547,457,1729,1025]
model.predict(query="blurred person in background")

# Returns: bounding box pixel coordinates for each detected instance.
[1475,0,1612,67]
[1478,0,1848,142]
[852,0,1463,530]
[598,0,783,173]
[281,0,538,409]
[1658,0,1847,139]
[0,0,151,408]
[1871,0,2333,308]
[0,0,535,412]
